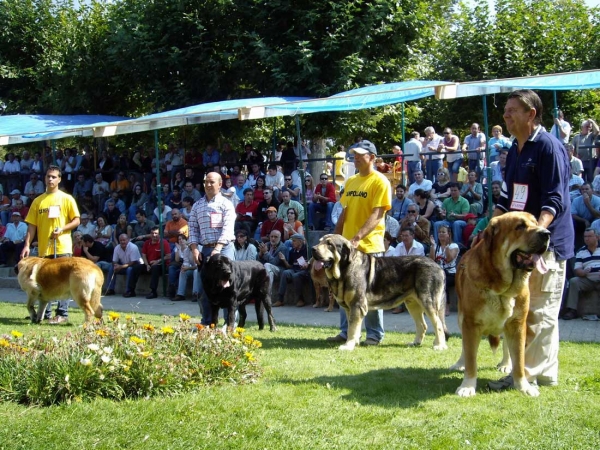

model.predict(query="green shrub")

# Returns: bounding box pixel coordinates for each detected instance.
[0,313,262,406]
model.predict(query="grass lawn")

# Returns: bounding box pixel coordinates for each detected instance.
[0,301,599,450]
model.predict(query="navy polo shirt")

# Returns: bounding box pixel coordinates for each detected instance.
[496,126,574,261]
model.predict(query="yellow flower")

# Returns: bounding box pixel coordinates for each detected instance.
[161,326,175,334]
[108,312,121,321]
[221,359,232,368]
[140,351,152,358]
[232,332,241,339]
[125,315,133,321]
[10,330,23,338]
[179,313,191,321]
[96,329,108,337]
[244,335,254,345]
[235,327,245,334]
[0,339,9,348]
[252,339,262,348]
[130,336,145,345]
[245,352,255,361]
[142,324,155,332]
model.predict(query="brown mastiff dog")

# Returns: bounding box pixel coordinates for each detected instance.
[17,257,104,324]
[451,212,550,397]
[312,234,448,351]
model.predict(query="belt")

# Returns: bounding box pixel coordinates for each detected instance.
[44,253,72,259]
[203,242,230,248]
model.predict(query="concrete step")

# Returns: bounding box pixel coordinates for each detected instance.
[0,267,17,278]
[0,277,20,289]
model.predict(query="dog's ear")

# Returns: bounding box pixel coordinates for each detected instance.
[481,221,496,254]
[329,239,342,280]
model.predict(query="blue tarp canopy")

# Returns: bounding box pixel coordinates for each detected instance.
[92,97,311,138]
[435,69,600,99]
[0,114,131,145]
[238,80,452,120]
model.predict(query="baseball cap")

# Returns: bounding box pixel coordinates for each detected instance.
[290,233,305,242]
[464,213,477,220]
[11,211,21,216]
[349,140,377,156]
[10,189,20,195]
[266,206,277,213]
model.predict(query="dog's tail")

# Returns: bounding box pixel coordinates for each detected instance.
[488,335,501,352]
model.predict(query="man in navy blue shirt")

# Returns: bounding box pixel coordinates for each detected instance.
[490,89,574,391]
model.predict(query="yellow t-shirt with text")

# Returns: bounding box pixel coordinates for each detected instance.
[25,190,80,257]
[340,171,391,254]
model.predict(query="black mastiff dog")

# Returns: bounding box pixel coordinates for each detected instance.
[201,255,276,331]
[312,234,448,351]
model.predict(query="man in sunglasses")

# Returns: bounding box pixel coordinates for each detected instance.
[308,173,336,231]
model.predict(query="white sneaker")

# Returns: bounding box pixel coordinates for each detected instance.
[582,314,600,321]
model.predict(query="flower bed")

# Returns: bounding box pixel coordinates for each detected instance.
[0,313,262,406]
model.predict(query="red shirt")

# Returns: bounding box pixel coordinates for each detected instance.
[142,238,171,265]
[235,201,259,221]
[313,182,337,204]
[260,218,285,240]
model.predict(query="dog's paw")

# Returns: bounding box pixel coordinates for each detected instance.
[450,362,465,372]
[433,343,448,351]
[325,307,333,312]
[338,343,356,351]
[514,380,540,397]
[407,341,422,347]
[456,386,477,397]
[497,363,513,373]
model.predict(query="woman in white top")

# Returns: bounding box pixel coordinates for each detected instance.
[429,224,459,316]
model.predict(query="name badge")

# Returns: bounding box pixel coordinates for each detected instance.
[510,183,528,211]
[210,212,224,228]
[48,205,60,219]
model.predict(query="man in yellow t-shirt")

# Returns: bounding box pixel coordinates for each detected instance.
[22,165,80,324]
[327,140,392,346]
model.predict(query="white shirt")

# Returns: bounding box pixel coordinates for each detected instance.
[408,179,433,197]
[390,240,425,257]
[404,138,423,162]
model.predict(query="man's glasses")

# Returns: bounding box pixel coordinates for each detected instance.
[320,178,328,181]
[285,178,292,181]
[443,132,450,135]
[407,210,417,213]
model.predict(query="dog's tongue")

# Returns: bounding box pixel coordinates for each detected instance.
[314,260,324,271]
[533,254,548,274]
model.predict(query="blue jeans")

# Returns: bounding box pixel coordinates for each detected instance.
[425,158,443,183]
[308,202,334,229]
[433,220,467,245]
[447,158,463,177]
[407,161,422,185]
[168,262,180,286]
[177,268,196,296]
[96,261,112,290]
[44,253,72,319]
[107,264,141,293]
[198,242,235,325]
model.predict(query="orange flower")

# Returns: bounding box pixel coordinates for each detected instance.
[221,360,232,368]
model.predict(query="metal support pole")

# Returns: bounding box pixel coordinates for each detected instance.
[154,130,166,297]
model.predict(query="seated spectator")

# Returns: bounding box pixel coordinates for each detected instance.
[304,174,315,203]
[129,211,156,249]
[78,191,95,217]
[112,214,130,247]
[234,173,248,202]
[280,174,301,201]
[260,206,285,243]
[283,207,304,241]
[181,196,194,221]
[234,230,257,261]
[81,234,112,290]
[220,176,238,207]
[142,226,171,299]
[400,205,430,245]
[407,170,432,199]
[164,208,188,247]
[110,171,131,195]
[0,211,27,267]
[105,234,143,297]
[240,143,263,172]
[433,183,470,245]
[265,163,285,199]
[1,190,19,225]
[489,149,508,183]
[92,173,110,216]
[103,199,121,225]
[203,144,220,172]
[128,183,148,221]
[246,163,264,189]
[390,184,414,222]
[3,152,21,193]
[77,213,96,236]
[10,198,29,220]
[430,168,452,206]
[277,190,304,222]
[257,230,290,302]
[331,189,344,227]
[24,173,45,197]
[273,233,309,307]
[182,181,202,203]
[168,185,183,209]
[256,188,280,223]
[483,180,502,207]
[390,226,425,257]
[152,203,172,224]
[253,176,267,203]
[94,215,113,246]
[462,213,478,246]
[384,231,396,257]
[429,224,459,316]
[561,228,600,321]
[172,234,197,301]
[413,189,436,221]
[72,230,83,257]
[235,188,259,236]
[375,157,391,173]
[572,183,600,235]
[308,173,336,231]
[460,170,484,215]
[219,142,239,169]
